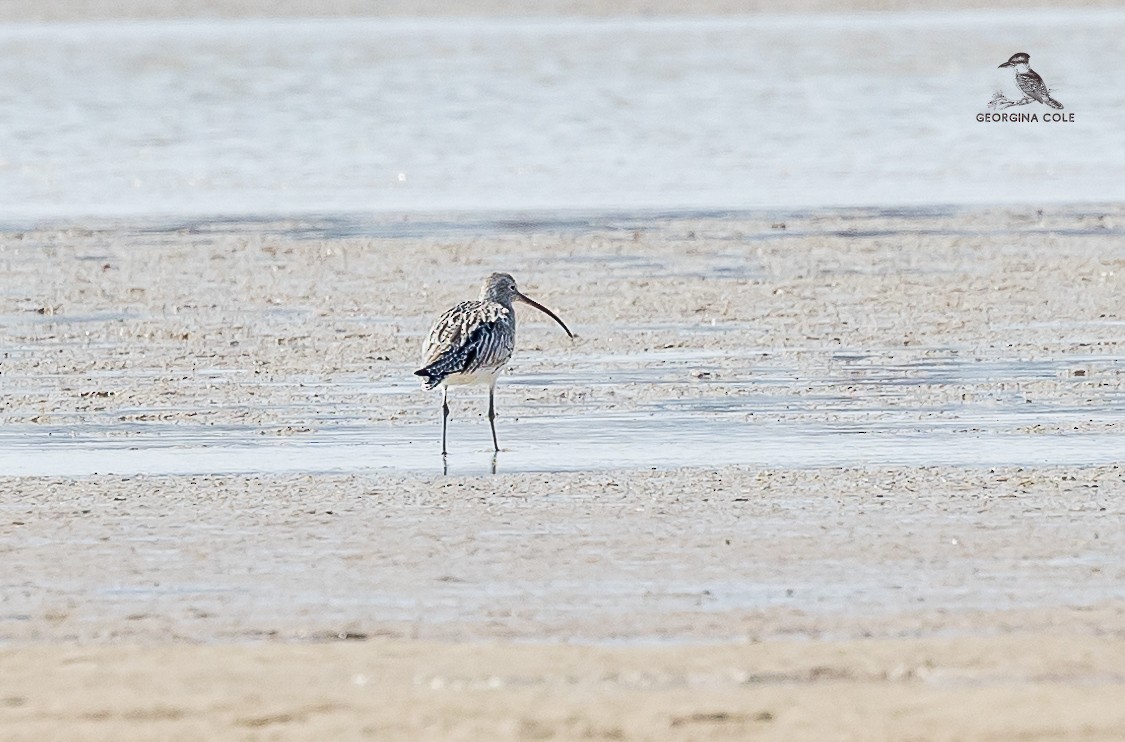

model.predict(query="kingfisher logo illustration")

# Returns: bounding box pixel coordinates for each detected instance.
[978,52,1075,123]
[994,52,1063,109]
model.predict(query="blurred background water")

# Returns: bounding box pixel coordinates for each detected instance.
[0,9,1122,218]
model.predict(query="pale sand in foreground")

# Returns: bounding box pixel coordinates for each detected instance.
[2,206,1125,739]
[3,635,1125,741]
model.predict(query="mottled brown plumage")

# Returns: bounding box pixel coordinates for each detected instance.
[415,273,574,455]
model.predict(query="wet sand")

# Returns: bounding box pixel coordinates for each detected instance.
[3,205,1125,739]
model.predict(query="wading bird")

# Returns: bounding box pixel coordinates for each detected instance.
[415,273,574,455]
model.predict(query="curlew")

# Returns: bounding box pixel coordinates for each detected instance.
[415,273,574,455]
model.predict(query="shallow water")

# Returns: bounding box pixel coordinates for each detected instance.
[3,421,1122,478]
[1,11,1123,218]
[4,350,1121,477]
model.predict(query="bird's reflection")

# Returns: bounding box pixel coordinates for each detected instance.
[440,451,499,476]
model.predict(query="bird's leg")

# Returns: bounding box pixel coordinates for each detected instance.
[490,451,498,476]
[441,388,451,455]
[488,382,499,452]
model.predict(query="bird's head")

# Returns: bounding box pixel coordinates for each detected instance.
[480,272,575,338]
[481,272,520,303]
[999,52,1030,68]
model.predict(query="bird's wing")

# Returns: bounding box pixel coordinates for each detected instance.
[418,301,512,380]
[1017,70,1052,102]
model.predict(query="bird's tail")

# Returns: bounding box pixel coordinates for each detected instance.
[414,366,444,390]
[1046,96,1064,110]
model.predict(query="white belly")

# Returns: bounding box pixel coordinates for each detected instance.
[441,368,502,387]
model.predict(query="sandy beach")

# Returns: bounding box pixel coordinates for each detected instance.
[4,635,1125,740]
[2,205,1124,739]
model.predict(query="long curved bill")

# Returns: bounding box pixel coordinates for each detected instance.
[515,292,575,338]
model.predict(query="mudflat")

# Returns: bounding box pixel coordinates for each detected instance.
[2,205,1124,740]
